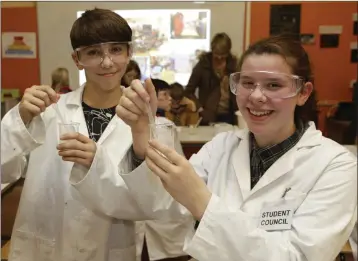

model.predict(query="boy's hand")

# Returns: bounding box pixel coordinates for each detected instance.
[116,79,157,132]
[57,132,97,168]
[116,78,158,159]
[19,85,59,125]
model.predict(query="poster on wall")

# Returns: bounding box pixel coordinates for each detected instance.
[300,34,315,45]
[1,32,37,59]
[77,9,211,86]
[270,4,301,40]
[319,25,342,48]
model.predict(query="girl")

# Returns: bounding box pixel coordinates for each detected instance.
[117,35,357,261]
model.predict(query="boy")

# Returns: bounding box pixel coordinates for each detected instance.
[166,82,199,126]
[1,8,159,261]
[151,78,172,117]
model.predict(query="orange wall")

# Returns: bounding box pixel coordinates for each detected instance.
[250,2,356,102]
[1,6,40,93]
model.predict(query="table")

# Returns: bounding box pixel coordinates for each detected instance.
[178,125,357,158]
[1,240,11,260]
[178,125,238,144]
[177,125,239,158]
[1,178,22,241]
[1,181,18,195]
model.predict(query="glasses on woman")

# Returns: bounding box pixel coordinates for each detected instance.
[74,41,132,67]
[230,71,304,99]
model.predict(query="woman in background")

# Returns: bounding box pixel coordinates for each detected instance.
[51,67,71,94]
[185,32,238,125]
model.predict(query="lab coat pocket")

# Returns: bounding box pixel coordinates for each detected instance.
[108,244,136,261]
[66,204,98,259]
[35,236,56,261]
[10,230,34,260]
[282,189,307,213]
[259,199,295,231]
[258,189,307,232]
[262,189,307,213]
[10,230,55,261]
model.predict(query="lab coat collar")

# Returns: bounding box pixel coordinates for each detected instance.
[66,83,126,107]
[233,121,322,149]
[64,83,127,145]
[66,83,85,107]
[233,122,322,201]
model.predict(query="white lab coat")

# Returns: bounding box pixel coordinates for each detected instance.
[1,85,158,261]
[135,117,195,261]
[350,222,358,260]
[348,149,358,260]
[120,123,358,261]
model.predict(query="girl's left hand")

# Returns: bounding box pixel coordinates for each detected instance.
[145,140,212,220]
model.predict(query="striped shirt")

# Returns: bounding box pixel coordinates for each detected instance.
[250,122,308,189]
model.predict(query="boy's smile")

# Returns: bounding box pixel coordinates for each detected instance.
[97,71,119,77]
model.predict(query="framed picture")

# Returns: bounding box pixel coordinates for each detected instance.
[2,32,37,59]
[300,34,315,45]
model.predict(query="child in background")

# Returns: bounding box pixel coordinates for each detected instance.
[166,82,199,126]
[122,60,141,87]
[51,67,72,93]
[151,78,172,117]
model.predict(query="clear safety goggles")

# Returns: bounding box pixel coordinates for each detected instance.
[229,71,304,99]
[74,41,132,67]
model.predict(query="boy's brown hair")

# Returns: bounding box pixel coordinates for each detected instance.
[170,82,185,101]
[70,8,132,50]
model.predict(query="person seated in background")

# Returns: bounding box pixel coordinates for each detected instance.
[151,78,172,117]
[51,67,71,93]
[122,59,141,87]
[166,82,199,126]
[184,32,238,125]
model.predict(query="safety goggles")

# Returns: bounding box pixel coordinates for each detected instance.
[229,71,304,99]
[74,41,132,67]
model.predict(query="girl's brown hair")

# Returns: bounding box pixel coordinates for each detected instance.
[237,35,318,125]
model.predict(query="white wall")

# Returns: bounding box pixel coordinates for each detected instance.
[37,1,245,89]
